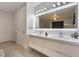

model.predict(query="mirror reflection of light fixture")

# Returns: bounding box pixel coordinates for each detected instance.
[53,17,57,20]
[50,14,61,21]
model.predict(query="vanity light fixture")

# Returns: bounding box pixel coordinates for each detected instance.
[35,2,69,14]
[43,8,47,10]
[63,2,66,4]
[41,9,44,11]
[57,2,61,6]
[36,11,39,13]
[38,10,41,12]
[52,4,56,7]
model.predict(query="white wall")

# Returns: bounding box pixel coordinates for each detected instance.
[27,2,41,33]
[27,3,34,33]
[0,11,13,43]
[13,4,27,48]
[0,3,27,49]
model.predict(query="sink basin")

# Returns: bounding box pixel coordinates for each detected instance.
[30,33,79,41]
[47,35,63,39]
[47,35,77,40]
[29,33,79,44]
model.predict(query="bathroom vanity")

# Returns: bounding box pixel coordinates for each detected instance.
[28,2,79,57]
[28,33,79,57]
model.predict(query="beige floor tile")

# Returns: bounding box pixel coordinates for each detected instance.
[0,41,47,57]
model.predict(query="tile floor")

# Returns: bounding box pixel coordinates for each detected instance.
[0,41,47,57]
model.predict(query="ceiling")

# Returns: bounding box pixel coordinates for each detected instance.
[0,2,25,13]
[39,5,76,21]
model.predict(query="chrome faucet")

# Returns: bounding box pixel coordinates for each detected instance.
[45,32,48,36]
[71,32,79,39]
[59,32,63,37]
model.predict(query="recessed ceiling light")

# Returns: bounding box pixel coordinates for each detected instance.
[52,4,56,7]
[57,2,61,6]
[41,9,44,11]
[43,8,47,10]
[63,2,66,4]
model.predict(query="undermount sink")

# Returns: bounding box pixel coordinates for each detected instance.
[30,33,79,41]
[29,33,79,44]
[47,35,63,39]
[47,35,77,40]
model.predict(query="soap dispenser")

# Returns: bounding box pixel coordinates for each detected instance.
[45,32,48,36]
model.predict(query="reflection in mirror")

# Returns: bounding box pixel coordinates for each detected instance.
[36,5,78,28]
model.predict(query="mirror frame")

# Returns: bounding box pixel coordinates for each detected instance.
[34,3,79,30]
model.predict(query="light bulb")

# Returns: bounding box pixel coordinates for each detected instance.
[41,9,44,11]
[57,2,61,6]
[63,2,66,4]
[38,10,41,12]
[44,8,47,10]
[52,4,56,7]
[54,14,56,16]
[54,18,56,20]
[36,11,38,13]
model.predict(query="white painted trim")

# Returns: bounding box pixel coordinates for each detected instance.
[78,3,79,29]
[36,28,78,31]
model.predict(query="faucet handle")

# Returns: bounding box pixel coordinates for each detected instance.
[59,32,63,37]
[71,32,79,39]
[45,32,48,36]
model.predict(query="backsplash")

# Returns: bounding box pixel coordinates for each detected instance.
[35,29,79,37]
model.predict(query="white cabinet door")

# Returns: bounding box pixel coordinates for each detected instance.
[29,35,79,57]
[15,4,27,47]
[28,36,66,57]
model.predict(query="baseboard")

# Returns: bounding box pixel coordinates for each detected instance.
[0,40,15,44]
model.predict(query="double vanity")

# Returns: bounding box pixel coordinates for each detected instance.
[28,32,79,57]
[28,2,79,57]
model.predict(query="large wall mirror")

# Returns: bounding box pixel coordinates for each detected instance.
[35,3,78,29]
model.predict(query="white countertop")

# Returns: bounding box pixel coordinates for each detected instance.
[28,33,79,45]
